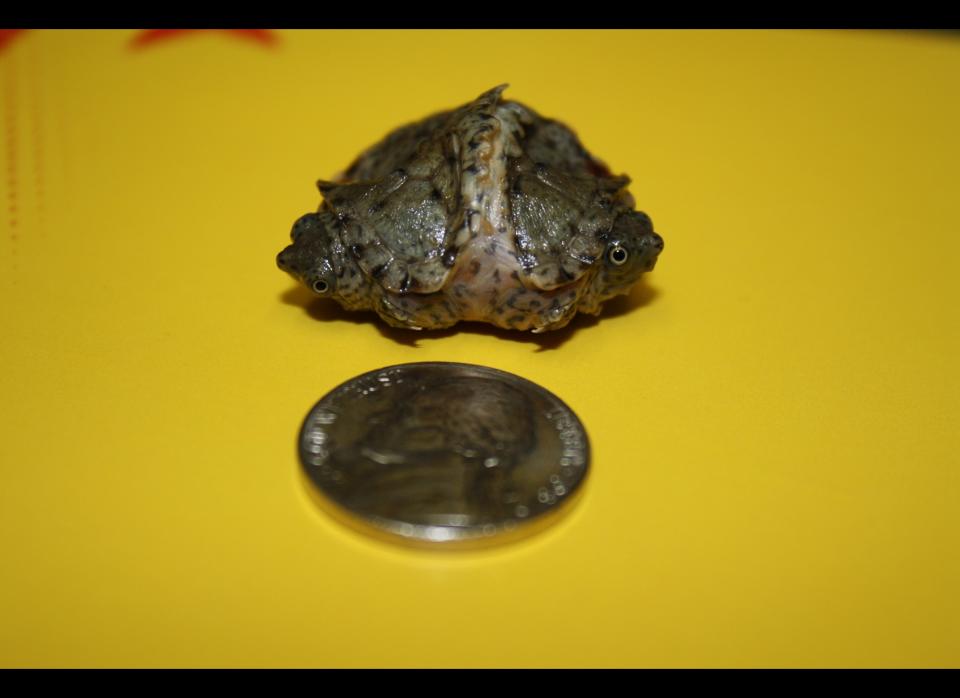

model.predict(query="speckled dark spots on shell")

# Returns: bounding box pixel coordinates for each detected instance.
[277,85,662,332]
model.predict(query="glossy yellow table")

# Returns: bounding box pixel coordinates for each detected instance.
[1,30,958,668]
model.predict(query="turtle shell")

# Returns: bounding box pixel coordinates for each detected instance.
[277,84,664,332]
[316,85,635,294]
[316,86,511,294]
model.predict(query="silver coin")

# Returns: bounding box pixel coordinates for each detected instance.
[298,362,590,548]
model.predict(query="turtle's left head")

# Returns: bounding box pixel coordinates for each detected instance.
[276,212,370,310]
[277,213,340,296]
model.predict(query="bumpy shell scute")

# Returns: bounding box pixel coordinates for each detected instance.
[509,159,625,291]
[322,156,458,293]
[316,85,521,296]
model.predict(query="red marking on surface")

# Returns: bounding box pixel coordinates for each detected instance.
[28,44,44,220]
[130,29,279,50]
[0,30,27,54]
[4,55,17,247]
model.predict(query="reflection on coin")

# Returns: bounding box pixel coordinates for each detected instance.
[299,362,589,548]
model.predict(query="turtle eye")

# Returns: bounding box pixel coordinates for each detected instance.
[312,279,330,295]
[608,245,629,266]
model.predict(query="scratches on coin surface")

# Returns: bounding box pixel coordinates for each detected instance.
[298,362,589,548]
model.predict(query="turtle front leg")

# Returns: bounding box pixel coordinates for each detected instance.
[375,292,460,331]
[529,293,581,333]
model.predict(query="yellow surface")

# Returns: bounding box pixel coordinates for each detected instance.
[1,29,958,668]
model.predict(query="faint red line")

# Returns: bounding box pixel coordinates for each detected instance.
[130,29,279,50]
[28,36,43,225]
[3,56,17,247]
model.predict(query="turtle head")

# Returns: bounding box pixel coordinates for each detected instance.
[584,210,663,306]
[276,212,367,307]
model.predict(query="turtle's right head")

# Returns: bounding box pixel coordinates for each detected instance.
[277,212,367,307]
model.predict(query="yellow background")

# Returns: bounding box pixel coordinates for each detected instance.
[1,30,958,667]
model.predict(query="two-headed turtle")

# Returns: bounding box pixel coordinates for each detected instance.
[277,85,663,332]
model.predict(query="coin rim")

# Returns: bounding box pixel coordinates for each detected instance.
[297,361,591,549]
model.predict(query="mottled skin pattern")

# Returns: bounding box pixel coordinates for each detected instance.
[277,85,664,332]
